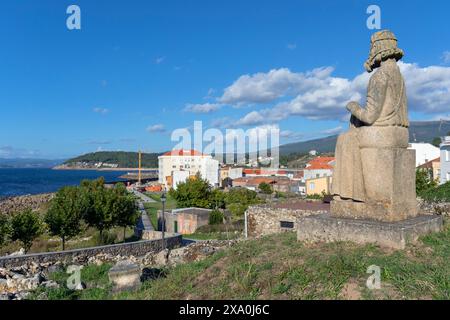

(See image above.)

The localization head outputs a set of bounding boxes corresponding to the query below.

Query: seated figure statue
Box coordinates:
[331,30,417,222]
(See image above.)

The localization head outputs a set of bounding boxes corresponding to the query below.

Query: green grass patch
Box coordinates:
[28,218,450,300]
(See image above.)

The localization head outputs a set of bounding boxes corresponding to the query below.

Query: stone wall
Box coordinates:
[0,235,182,269]
[246,200,329,238]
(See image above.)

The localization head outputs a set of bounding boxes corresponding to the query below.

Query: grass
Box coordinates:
[29,218,450,300]
[143,193,177,230]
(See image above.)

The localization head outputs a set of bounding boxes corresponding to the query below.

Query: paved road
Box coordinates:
[132,189,157,203]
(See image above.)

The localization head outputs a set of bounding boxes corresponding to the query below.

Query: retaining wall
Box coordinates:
[0,234,182,269]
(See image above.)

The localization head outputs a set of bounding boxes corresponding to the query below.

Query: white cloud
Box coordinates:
[155,56,165,64]
[442,51,450,64]
[0,146,41,159]
[321,126,343,136]
[227,61,450,124]
[147,124,166,133]
[93,107,109,115]
[287,43,297,50]
[235,111,266,126]
[184,103,222,114]
[280,130,303,140]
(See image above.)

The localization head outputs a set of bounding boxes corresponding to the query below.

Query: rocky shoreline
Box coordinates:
[0,193,54,215]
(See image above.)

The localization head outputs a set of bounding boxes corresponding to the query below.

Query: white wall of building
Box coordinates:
[303,169,333,181]
[200,158,219,187]
[172,170,190,190]
[440,138,450,185]
[408,143,440,167]
[158,150,219,188]
[228,167,243,180]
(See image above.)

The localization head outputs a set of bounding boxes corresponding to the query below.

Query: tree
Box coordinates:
[80,178,115,243]
[416,169,438,197]
[225,188,260,218]
[111,183,138,242]
[432,137,442,147]
[45,186,83,250]
[0,214,10,246]
[258,182,273,194]
[209,210,224,225]
[209,189,226,209]
[10,210,43,253]
[169,173,212,208]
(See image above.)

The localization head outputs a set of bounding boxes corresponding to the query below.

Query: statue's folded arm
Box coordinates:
[347,71,388,125]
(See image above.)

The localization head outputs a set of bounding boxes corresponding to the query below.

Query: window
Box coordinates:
[446,150,450,162]
[280,221,294,229]
[309,182,315,190]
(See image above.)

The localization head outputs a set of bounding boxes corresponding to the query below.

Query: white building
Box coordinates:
[303,157,335,181]
[158,149,219,189]
[440,137,450,185]
[172,170,190,190]
[408,143,441,167]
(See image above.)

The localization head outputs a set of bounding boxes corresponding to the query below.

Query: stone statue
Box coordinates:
[331,30,417,222]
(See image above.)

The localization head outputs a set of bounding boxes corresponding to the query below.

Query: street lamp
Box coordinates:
[161,192,166,250]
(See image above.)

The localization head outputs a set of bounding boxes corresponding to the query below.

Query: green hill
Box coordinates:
[61,151,160,168]
[280,121,450,155]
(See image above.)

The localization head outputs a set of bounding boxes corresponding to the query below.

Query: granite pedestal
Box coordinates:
[297,214,443,249]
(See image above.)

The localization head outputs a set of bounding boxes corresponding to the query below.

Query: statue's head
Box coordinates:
[364,30,404,73]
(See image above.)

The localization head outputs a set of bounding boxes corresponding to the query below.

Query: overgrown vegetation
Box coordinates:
[64,151,159,168]
[416,168,438,198]
[209,210,224,225]
[421,181,450,203]
[258,182,273,194]
[30,218,450,300]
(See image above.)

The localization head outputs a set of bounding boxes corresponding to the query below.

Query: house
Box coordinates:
[408,143,441,167]
[219,166,243,185]
[305,176,333,196]
[232,177,276,191]
[440,137,450,184]
[303,157,335,180]
[158,149,219,190]
[417,157,440,182]
[162,207,212,234]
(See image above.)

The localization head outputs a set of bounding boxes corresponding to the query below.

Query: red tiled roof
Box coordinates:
[162,149,205,157]
[418,157,440,168]
[306,163,333,170]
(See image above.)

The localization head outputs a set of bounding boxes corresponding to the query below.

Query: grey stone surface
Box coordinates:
[108,260,141,292]
[246,201,328,237]
[332,30,417,222]
[297,213,443,249]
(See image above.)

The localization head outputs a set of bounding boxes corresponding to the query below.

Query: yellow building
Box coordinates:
[305,176,332,196]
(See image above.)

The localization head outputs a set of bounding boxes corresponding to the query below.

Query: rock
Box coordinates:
[140,268,166,282]
[42,280,60,290]
[108,260,141,293]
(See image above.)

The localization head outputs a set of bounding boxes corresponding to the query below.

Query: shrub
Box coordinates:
[0,214,10,246]
[209,210,224,225]
[258,182,273,194]
[421,181,450,203]
[416,168,438,197]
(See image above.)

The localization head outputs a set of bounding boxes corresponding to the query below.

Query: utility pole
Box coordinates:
[138,150,142,185]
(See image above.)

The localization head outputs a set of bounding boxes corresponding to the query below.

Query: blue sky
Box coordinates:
[0,0,449,159]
